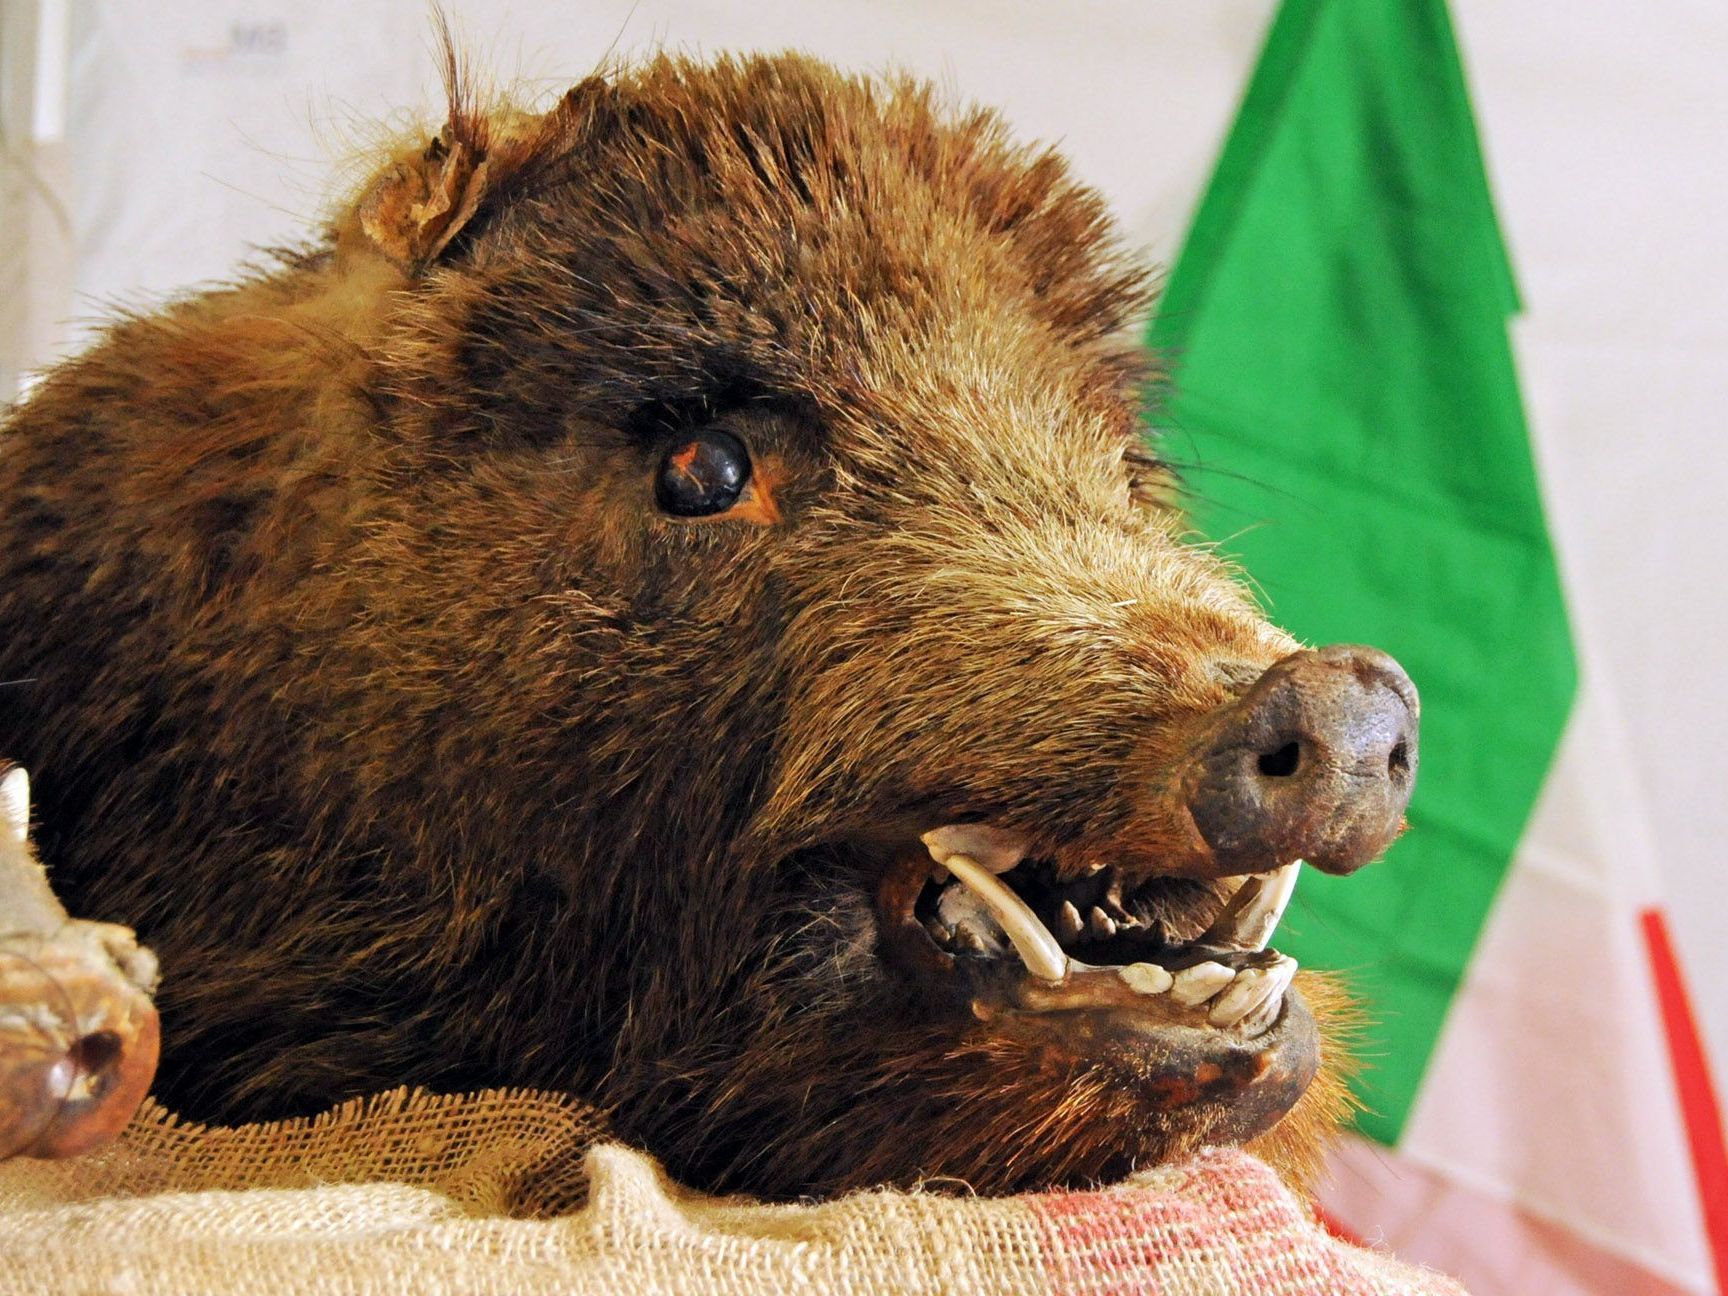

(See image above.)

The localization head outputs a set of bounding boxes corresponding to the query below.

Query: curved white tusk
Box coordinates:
[939,852,1069,983]
[1204,860,1302,952]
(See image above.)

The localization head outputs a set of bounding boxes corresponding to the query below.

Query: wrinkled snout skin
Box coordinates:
[1185,646,1419,879]
[0,53,1405,1200]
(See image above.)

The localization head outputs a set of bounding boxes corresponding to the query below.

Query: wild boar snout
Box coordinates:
[1183,644,1419,878]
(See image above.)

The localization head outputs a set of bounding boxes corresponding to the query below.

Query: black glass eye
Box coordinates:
[654,428,752,517]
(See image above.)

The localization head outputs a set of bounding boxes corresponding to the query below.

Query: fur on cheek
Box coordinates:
[1244,970,1363,1195]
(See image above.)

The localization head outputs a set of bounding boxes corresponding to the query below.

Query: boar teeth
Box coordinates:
[1202,860,1302,952]
[933,851,1068,983]
[937,883,1009,957]
[1056,901,1084,942]
[1169,961,1236,1006]
[1117,962,1173,995]
[1208,954,1298,1029]
[951,924,993,956]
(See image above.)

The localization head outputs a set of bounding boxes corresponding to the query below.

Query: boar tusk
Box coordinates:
[1203,860,1302,952]
[936,852,1068,983]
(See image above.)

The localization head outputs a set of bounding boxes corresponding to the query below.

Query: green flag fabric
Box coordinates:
[1148,0,1576,1143]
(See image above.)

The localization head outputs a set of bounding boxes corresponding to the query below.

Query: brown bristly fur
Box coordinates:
[0,43,1352,1199]
[1246,971,1364,1194]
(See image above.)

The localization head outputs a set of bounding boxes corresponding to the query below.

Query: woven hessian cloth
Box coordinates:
[0,1087,1466,1294]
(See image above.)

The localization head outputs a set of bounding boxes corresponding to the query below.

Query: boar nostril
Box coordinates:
[1185,645,1419,877]
[1256,742,1302,779]
[1388,739,1411,778]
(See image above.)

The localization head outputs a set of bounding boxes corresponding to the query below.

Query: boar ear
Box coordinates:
[355,68,614,271]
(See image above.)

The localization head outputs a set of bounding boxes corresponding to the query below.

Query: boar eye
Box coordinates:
[655,429,752,517]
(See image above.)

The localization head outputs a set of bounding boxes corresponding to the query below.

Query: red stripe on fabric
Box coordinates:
[1028,1148,1465,1295]
[1641,906,1728,1296]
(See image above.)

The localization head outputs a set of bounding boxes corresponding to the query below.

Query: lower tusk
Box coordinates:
[937,852,1068,983]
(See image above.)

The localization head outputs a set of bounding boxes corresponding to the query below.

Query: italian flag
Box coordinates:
[1149,2,1727,1291]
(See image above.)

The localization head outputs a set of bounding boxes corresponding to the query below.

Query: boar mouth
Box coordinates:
[879,824,1301,1034]
[871,823,1319,1140]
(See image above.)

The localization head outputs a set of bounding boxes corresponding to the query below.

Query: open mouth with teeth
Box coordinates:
[873,822,1318,1146]
[848,645,1420,1155]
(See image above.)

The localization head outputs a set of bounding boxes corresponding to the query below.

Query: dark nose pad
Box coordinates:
[1187,644,1418,876]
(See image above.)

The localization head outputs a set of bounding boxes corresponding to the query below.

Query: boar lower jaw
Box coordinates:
[859,822,1325,1155]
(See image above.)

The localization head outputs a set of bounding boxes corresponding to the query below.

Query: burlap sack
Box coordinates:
[0,1087,1465,1295]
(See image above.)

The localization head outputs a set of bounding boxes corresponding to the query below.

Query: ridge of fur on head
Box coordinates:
[329,23,1155,348]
